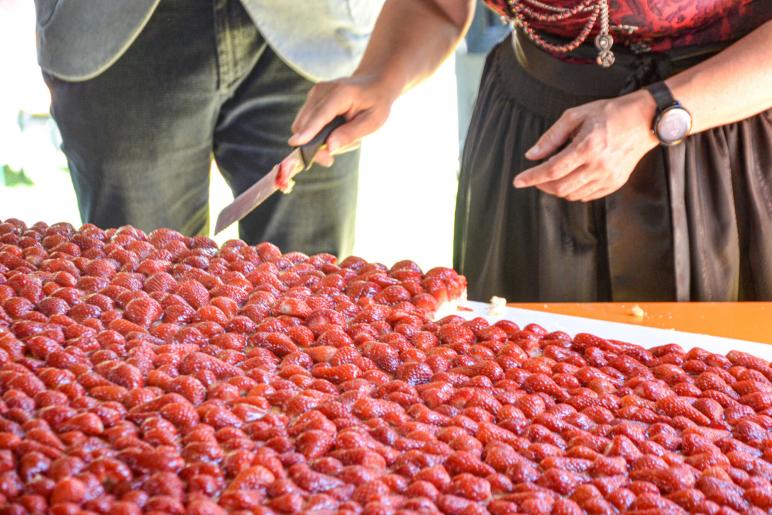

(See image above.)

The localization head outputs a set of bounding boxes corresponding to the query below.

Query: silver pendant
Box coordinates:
[595,34,615,67]
[597,50,615,67]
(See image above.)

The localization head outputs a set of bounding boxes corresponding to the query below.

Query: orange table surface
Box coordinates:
[509,302,772,345]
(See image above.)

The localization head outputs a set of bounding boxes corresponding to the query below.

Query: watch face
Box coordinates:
[656,106,692,145]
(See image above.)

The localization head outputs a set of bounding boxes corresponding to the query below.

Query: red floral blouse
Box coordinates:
[485,0,770,52]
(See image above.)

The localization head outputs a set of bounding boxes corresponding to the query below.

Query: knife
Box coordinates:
[214,116,347,235]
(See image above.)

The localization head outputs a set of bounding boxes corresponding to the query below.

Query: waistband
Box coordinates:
[512,29,729,98]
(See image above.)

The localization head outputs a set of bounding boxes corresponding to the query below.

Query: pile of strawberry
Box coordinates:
[0,218,770,514]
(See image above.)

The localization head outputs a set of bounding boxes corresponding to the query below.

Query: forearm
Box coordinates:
[667,20,772,133]
[288,0,473,150]
[353,0,475,98]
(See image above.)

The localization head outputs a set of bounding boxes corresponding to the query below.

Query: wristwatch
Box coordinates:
[645,81,692,146]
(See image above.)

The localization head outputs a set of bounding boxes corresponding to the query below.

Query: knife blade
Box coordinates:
[214,116,346,235]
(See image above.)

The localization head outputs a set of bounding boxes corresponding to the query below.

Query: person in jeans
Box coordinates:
[34,0,384,256]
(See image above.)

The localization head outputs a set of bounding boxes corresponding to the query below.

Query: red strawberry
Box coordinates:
[437,323,476,346]
[404,479,440,502]
[363,341,400,374]
[83,258,118,278]
[414,464,451,491]
[444,451,494,477]
[537,467,584,495]
[195,305,227,325]
[312,363,360,384]
[448,473,491,501]
[745,486,772,510]
[656,396,712,426]
[522,373,569,402]
[143,272,177,294]
[696,476,749,512]
[175,279,209,309]
[124,296,162,327]
[295,430,334,460]
[396,361,433,386]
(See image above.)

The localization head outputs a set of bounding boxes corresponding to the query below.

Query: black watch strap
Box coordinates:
[646,81,676,112]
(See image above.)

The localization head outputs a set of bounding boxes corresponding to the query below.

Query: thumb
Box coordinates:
[526,109,584,160]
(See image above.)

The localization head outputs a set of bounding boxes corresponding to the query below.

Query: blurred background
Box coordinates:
[0,0,509,271]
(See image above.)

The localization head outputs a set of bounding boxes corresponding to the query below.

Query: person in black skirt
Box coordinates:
[291,0,772,303]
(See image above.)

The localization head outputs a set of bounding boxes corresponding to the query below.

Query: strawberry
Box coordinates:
[175,279,209,309]
[522,373,569,402]
[437,323,476,346]
[606,435,643,462]
[444,451,494,477]
[745,486,772,510]
[411,465,450,492]
[143,271,177,295]
[363,341,400,374]
[124,296,162,327]
[482,442,521,473]
[311,363,359,384]
[296,429,334,460]
[656,396,712,426]
[537,467,584,496]
[396,361,433,386]
[552,497,585,515]
[516,393,547,419]
[696,476,749,512]
[727,351,771,379]
[447,473,491,501]
[740,391,772,411]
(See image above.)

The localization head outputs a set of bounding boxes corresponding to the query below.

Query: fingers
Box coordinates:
[533,166,621,202]
[563,179,603,202]
[310,133,364,169]
[513,140,583,188]
[333,140,362,155]
[293,136,364,170]
[560,176,619,202]
[534,164,592,198]
[289,78,390,158]
[580,185,618,202]
[515,97,646,201]
[289,83,352,147]
[325,109,388,154]
[313,150,335,168]
[525,108,584,161]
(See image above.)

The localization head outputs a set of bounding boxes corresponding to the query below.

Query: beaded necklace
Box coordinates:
[506,0,625,67]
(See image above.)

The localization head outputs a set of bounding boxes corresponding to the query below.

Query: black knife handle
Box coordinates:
[299,115,347,169]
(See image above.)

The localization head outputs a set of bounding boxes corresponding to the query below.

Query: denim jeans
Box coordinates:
[43,0,359,256]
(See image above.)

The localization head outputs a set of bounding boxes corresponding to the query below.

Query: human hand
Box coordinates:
[288,73,400,168]
[513,90,659,202]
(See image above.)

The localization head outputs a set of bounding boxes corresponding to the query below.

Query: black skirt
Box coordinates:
[454,31,772,302]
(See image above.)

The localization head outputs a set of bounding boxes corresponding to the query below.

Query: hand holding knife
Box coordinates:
[214,116,346,235]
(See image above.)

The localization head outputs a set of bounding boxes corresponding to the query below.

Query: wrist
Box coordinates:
[351,67,406,105]
[645,81,694,146]
[621,89,660,151]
